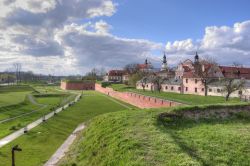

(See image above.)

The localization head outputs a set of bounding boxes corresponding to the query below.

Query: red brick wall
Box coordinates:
[61,81,95,90]
[95,84,182,109]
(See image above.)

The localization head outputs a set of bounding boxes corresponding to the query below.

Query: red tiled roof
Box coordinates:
[108,70,125,76]
[182,65,191,72]
[219,66,250,79]
[183,71,199,78]
[137,64,148,69]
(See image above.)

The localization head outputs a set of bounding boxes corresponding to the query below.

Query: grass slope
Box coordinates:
[0,91,130,166]
[59,107,250,166]
[0,94,73,139]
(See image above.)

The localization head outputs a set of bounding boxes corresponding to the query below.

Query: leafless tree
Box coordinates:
[221,78,245,101]
[124,63,140,75]
[194,56,219,96]
[152,75,165,93]
[220,62,246,101]
[140,77,148,91]
[13,63,22,84]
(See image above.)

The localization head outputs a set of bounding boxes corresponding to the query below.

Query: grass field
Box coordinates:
[0,85,35,107]
[0,91,132,166]
[0,93,75,139]
[106,83,242,105]
[59,105,250,166]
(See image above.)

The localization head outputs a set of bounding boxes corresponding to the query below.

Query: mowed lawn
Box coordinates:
[59,107,250,166]
[0,91,130,166]
[0,94,73,139]
[0,91,32,107]
[106,83,242,105]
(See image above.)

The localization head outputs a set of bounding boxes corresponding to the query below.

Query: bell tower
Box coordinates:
[161,52,168,71]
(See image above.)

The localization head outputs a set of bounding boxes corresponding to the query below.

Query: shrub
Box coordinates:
[101,82,111,88]
[10,126,17,131]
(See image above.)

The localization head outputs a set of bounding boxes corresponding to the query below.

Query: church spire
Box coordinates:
[194,52,199,63]
[145,59,148,65]
[161,52,168,71]
[163,52,167,64]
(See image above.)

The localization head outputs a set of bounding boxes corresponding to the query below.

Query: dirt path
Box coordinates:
[44,124,85,166]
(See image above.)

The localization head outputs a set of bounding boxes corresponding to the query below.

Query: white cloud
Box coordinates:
[0,0,249,75]
[54,23,162,70]
[165,20,250,66]
[0,0,161,75]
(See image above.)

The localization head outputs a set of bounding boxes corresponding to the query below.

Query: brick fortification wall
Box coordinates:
[61,81,95,90]
[95,84,182,109]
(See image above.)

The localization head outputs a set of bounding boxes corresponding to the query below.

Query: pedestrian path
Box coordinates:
[44,124,85,166]
[0,94,81,148]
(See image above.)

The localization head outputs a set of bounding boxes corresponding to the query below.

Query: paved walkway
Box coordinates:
[0,94,81,148]
[44,124,85,166]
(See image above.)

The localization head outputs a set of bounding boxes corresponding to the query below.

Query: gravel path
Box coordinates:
[0,94,81,148]
[44,124,85,166]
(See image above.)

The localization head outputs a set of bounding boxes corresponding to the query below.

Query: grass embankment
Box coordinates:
[0,91,131,166]
[32,85,64,94]
[59,104,250,166]
[106,83,242,105]
[0,93,74,139]
[0,85,34,107]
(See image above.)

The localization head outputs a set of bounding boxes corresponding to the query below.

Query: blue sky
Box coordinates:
[0,0,250,75]
[99,0,250,43]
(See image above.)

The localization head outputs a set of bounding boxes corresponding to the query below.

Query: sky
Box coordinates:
[0,0,250,75]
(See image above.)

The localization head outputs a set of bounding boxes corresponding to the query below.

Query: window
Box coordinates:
[239,91,242,95]
[195,88,198,93]
[195,79,198,84]
[178,87,181,91]
[217,89,221,93]
[209,89,212,92]
[186,87,188,91]
[165,86,168,90]
[146,84,148,88]
[202,88,204,92]
[186,79,188,83]
[171,87,174,90]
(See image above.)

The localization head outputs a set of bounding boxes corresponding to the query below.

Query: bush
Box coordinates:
[10,126,17,131]
[101,82,111,88]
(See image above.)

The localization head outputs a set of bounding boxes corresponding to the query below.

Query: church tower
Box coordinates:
[194,52,199,63]
[161,52,168,71]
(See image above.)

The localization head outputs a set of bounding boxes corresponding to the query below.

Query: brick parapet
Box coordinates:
[95,84,183,108]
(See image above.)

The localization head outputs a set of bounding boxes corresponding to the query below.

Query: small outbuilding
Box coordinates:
[61,80,95,90]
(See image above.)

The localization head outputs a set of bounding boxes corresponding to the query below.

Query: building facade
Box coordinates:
[136,52,250,99]
[61,80,95,90]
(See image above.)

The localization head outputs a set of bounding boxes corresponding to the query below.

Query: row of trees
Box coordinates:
[1,63,63,85]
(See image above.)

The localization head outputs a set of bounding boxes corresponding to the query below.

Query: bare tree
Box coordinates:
[152,75,165,93]
[220,62,246,101]
[221,78,245,101]
[194,56,219,96]
[13,63,22,84]
[140,77,148,91]
[124,63,140,75]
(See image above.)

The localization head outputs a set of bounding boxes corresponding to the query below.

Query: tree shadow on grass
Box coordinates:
[156,115,250,166]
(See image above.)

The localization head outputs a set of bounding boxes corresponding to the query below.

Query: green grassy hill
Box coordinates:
[0,91,133,166]
[0,85,35,107]
[59,105,250,166]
